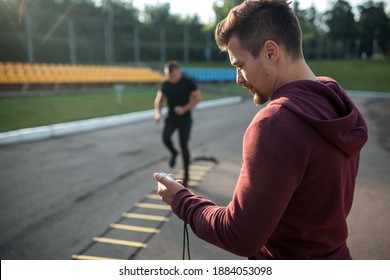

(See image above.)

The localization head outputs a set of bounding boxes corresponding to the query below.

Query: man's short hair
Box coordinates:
[215,0,303,60]
[165,60,179,73]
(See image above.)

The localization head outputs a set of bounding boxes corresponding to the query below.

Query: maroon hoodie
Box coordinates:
[172,77,368,259]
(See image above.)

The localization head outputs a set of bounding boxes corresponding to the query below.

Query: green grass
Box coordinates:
[1,59,389,133]
[201,59,390,97]
[307,59,390,92]
[0,87,228,132]
[185,59,390,92]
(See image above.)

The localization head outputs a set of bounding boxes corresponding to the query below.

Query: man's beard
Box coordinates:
[242,82,268,106]
[253,92,269,106]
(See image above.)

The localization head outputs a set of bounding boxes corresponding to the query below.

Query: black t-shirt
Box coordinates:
[160,76,197,119]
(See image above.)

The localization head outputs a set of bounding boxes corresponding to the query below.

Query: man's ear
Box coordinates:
[263,40,279,63]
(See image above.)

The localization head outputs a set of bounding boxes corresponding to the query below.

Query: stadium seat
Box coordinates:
[181,67,236,82]
[0,62,165,84]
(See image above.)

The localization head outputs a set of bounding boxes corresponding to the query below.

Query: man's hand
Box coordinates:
[173,106,186,116]
[154,172,185,205]
[154,112,161,123]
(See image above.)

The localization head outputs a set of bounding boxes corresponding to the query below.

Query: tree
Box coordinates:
[143,2,178,25]
[0,0,27,61]
[1,0,389,64]
[324,0,357,58]
[294,2,319,40]
[109,1,139,63]
[293,1,325,59]
[357,1,390,57]
[212,0,243,25]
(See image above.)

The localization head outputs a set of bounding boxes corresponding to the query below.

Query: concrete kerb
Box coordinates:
[0,96,243,146]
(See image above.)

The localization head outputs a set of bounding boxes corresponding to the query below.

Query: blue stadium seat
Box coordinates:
[181,68,236,82]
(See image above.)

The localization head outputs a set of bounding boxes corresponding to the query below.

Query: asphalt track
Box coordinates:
[0,92,389,260]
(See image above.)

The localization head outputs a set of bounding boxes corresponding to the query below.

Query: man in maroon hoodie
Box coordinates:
[154,0,368,259]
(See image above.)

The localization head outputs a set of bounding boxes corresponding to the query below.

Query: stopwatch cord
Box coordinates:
[182,222,191,260]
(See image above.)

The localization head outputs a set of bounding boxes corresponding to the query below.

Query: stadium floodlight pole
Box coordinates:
[105,0,114,65]
[68,16,77,65]
[25,7,34,63]
[183,27,189,63]
[133,24,140,65]
[160,25,166,64]
[205,32,212,62]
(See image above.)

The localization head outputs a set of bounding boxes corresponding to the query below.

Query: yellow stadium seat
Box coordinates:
[0,62,165,84]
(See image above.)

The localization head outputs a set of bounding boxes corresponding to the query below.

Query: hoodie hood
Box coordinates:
[271,77,368,156]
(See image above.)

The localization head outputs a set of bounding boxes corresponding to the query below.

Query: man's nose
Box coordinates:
[236,69,245,85]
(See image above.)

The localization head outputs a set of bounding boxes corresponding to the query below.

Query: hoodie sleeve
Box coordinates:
[171,105,308,257]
